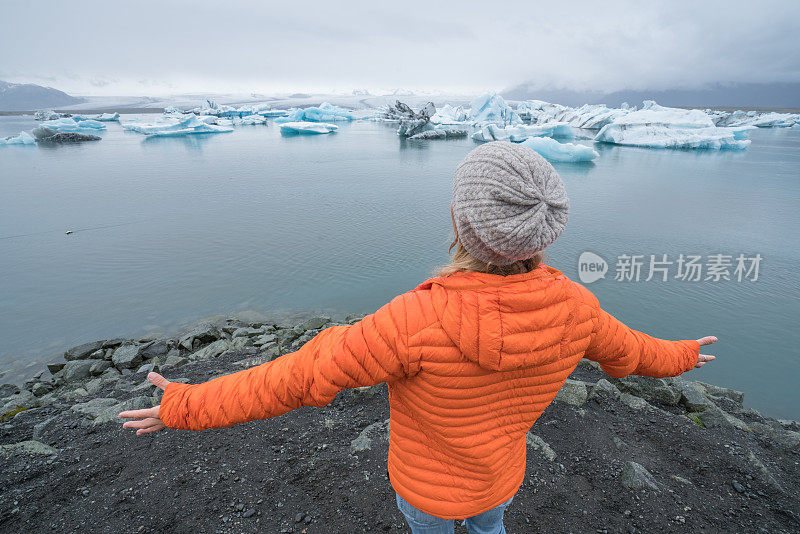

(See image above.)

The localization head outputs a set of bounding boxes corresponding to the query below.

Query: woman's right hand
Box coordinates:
[694,336,718,368]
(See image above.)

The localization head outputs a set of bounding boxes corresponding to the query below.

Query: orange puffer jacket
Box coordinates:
[159,264,700,519]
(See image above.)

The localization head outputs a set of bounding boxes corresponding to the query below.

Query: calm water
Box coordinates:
[1,116,799,419]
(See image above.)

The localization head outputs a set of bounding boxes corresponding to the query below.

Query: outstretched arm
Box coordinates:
[577,284,717,378]
[120,295,415,433]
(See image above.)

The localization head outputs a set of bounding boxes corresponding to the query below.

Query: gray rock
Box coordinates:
[163,353,188,369]
[100,367,122,382]
[232,327,262,338]
[1,390,37,412]
[621,461,660,491]
[141,340,169,360]
[345,314,365,324]
[746,451,783,492]
[70,397,119,418]
[102,338,127,349]
[0,383,20,397]
[62,360,95,382]
[554,379,589,406]
[89,360,112,376]
[587,379,620,403]
[33,416,58,441]
[137,361,160,374]
[188,339,231,360]
[47,362,66,375]
[408,128,468,140]
[696,404,750,431]
[697,382,743,404]
[525,432,557,461]
[178,323,222,350]
[253,334,278,347]
[297,316,331,331]
[31,382,52,397]
[670,475,693,485]
[350,419,390,452]
[675,380,714,412]
[620,393,650,410]
[612,376,681,406]
[95,396,153,425]
[231,336,254,349]
[1,440,58,457]
[85,377,104,395]
[64,340,106,361]
[112,344,143,370]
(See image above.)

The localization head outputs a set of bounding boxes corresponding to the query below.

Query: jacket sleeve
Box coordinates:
[574,283,700,379]
[158,294,416,430]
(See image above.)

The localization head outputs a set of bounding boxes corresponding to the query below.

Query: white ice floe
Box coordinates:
[518,101,632,130]
[122,115,233,136]
[470,93,521,126]
[40,117,107,132]
[595,101,751,149]
[521,137,598,162]
[712,109,800,128]
[0,131,36,145]
[275,103,353,123]
[278,121,338,134]
[472,122,575,143]
[74,112,120,122]
[595,125,751,149]
[237,115,268,125]
[431,104,469,124]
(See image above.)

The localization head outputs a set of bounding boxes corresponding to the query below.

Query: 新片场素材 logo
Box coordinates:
[578,252,608,284]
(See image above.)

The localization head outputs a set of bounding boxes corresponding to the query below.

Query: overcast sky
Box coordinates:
[1,0,798,96]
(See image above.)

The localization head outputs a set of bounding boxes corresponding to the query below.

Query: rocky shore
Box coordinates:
[1,314,798,533]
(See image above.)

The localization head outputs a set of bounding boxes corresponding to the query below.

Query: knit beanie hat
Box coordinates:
[451,141,569,266]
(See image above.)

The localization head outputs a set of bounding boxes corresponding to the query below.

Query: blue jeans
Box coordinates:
[395,492,514,534]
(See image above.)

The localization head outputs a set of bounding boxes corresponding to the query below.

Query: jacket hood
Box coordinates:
[415,264,572,371]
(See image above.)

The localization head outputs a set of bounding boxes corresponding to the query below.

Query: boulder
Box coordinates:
[554,379,589,406]
[47,362,66,375]
[70,397,119,418]
[297,316,331,331]
[188,339,231,361]
[675,380,714,412]
[697,382,744,404]
[31,382,52,397]
[587,379,620,403]
[526,432,557,461]
[1,440,58,457]
[64,340,105,361]
[62,360,95,382]
[621,461,660,491]
[89,360,112,376]
[232,327,262,338]
[620,393,650,410]
[0,383,20,397]
[253,334,278,347]
[163,353,188,369]
[94,396,153,425]
[612,376,681,406]
[141,339,169,360]
[696,404,749,431]
[112,344,143,370]
[178,323,222,350]
[32,416,58,442]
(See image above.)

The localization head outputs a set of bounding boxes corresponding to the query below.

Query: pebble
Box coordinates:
[732,480,745,493]
[243,508,256,518]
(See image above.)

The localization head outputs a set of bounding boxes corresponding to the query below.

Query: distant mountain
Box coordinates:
[0,80,85,111]
[502,82,800,109]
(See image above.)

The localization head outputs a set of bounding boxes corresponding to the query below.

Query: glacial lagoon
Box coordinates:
[1,115,799,419]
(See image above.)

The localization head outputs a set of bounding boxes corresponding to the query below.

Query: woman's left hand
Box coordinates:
[118,372,171,435]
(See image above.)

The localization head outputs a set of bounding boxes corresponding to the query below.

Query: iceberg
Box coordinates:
[712,109,800,128]
[122,115,233,136]
[31,126,100,143]
[237,114,267,125]
[431,104,469,124]
[595,125,751,149]
[595,101,750,149]
[381,101,434,121]
[34,109,71,121]
[470,93,521,126]
[407,128,468,140]
[40,117,106,132]
[0,131,36,145]
[472,122,575,143]
[392,101,438,137]
[278,121,338,134]
[521,137,599,162]
[275,103,353,123]
[73,112,120,122]
[518,100,631,130]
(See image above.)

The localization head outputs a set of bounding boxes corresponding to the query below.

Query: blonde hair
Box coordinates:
[436,234,544,277]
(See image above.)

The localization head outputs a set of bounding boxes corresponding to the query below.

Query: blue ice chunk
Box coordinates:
[275,103,352,123]
[470,93,521,126]
[521,137,599,162]
[122,115,233,136]
[41,118,107,132]
[278,122,338,134]
[0,131,36,145]
[74,113,120,122]
[594,124,750,149]
[472,122,575,142]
